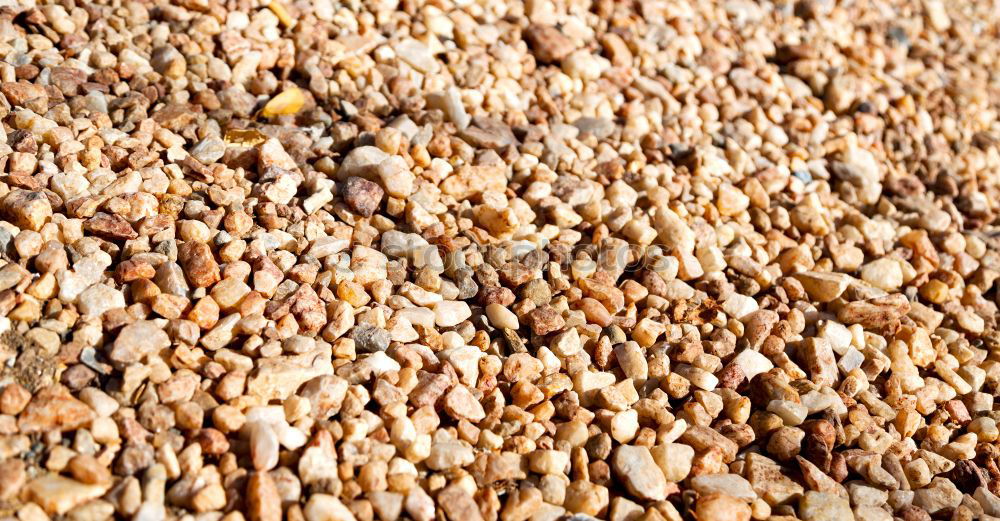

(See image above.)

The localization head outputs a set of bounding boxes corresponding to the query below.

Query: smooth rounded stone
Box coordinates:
[249,421,279,471]
[860,258,903,291]
[304,493,357,521]
[690,474,757,501]
[485,303,519,329]
[610,445,668,501]
[610,409,639,443]
[613,342,648,382]
[433,300,472,327]
[351,324,390,353]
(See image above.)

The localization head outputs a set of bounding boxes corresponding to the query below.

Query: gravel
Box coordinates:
[1,0,1000,520]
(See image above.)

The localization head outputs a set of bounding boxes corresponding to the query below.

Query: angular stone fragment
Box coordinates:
[85,212,138,240]
[341,176,384,217]
[1,189,51,231]
[18,385,95,433]
[178,241,221,288]
[837,294,910,329]
[800,338,838,387]
[793,271,851,302]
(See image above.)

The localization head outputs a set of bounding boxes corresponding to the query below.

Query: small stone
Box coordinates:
[68,454,111,485]
[425,440,474,470]
[912,478,962,515]
[611,445,668,501]
[438,485,484,521]
[110,320,170,365]
[798,491,854,521]
[18,385,95,433]
[434,300,472,327]
[85,213,138,240]
[247,472,282,521]
[78,283,126,317]
[793,272,851,302]
[0,459,25,500]
[352,324,391,353]
[528,306,565,335]
[837,294,910,329]
[860,259,903,291]
[443,384,485,422]
[249,421,280,471]
[696,493,751,521]
[304,494,357,521]
[426,88,470,130]
[342,176,385,217]
[524,24,575,63]
[485,303,519,329]
[25,475,109,515]
[800,338,838,387]
[690,474,756,501]
[190,136,226,164]
[178,241,221,288]
[395,39,440,73]
[1,189,51,231]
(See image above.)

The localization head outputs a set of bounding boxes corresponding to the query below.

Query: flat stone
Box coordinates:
[25,475,109,515]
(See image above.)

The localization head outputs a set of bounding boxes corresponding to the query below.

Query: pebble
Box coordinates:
[434,300,472,327]
[610,445,668,501]
[341,177,385,217]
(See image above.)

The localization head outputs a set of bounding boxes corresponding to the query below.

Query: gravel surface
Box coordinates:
[1,0,1000,520]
